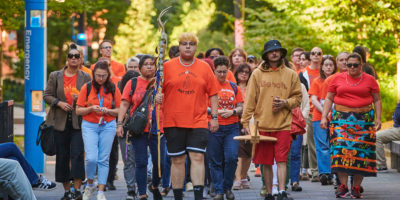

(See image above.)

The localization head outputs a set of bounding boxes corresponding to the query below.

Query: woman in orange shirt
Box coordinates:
[308,56,337,186]
[207,56,244,200]
[43,44,91,200]
[76,61,121,200]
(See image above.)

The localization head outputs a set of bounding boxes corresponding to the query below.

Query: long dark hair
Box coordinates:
[234,63,252,85]
[119,70,140,92]
[320,56,337,79]
[92,61,114,94]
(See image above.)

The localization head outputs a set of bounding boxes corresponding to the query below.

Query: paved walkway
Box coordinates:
[33,153,400,200]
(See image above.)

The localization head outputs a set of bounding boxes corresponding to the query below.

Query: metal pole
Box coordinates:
[24,0,47,173]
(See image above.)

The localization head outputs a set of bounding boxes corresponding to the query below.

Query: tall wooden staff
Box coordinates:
[153,6,172,178]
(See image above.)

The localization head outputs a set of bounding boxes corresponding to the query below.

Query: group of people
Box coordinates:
[2,31,396,200]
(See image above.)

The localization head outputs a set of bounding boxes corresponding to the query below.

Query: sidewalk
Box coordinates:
[33,154,400,200]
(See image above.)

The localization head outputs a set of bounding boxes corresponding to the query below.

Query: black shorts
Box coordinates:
[164,127,209,157]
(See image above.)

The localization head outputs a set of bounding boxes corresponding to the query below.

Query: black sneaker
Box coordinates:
[148,185,162,200]
[277,191,289,200]
[61,191,72,200]
[377,167,388,172]
[264,193,274,200]
[106,181,116,190]
[336,184,349,198]
[320,174,329,185]
[32,175,57,191]
[72,190,82,200]
[224,190,235,200]
[126,190,136,200]
[291,183,302,191]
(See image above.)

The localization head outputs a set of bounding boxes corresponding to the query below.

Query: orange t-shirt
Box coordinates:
[77,84,121,123]
[227,70,237,84]
[64,73,78,106]
[81,66,92,77]
[320,73,339,100]
[209,81,244,125]
[122,77,163,133]
[162,57,219,128]
[305,66,320,114]
[308,77,324,121]
[91,60,126,78]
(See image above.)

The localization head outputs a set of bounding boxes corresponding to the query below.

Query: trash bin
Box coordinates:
[0,100,14,144]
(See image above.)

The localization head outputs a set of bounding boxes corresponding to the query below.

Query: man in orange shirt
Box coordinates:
[160,33,219,200]
[91,40,126,79]
[304,46,323,182]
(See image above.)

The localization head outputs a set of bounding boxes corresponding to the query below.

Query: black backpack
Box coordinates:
[124,77,151,137]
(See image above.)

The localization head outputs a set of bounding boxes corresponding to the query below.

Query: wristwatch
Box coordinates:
[233,109,237,115]
[211,114,218,120]
[117,121,124,126]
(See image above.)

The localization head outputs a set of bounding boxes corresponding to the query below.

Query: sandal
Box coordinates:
[161,187,170,197]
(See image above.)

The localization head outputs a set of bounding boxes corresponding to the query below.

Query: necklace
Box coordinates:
[179,56,195,67]
[346,73,363,87]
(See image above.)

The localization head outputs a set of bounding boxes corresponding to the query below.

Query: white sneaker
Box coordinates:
[97,193,107,200]
[83,185,97,200]
[272,185,279,196]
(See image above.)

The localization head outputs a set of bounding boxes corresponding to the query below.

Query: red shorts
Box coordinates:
[253,130,292,165]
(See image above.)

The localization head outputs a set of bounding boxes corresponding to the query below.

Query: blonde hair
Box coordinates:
[178,32,199,44]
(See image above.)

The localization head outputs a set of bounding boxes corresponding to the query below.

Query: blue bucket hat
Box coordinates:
[261,40,287,60]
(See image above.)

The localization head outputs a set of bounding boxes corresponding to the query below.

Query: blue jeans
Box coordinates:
[313,121,331,174]
[82,119,116,185]
[290,135,303,184]
[0,142,38,185]
[133,133,166,195]
[208,123,239,194]
[0,158,37,200]
[162,144,171,188]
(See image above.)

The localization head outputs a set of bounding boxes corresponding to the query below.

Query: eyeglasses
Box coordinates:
[346,63,360,68]
[67,53,80,59]
[239,71,250,74]
[216,70,228,74]
[179,42,196,46]
[101,46,112,50]
[311,51,322,56]
[95,74,108,79]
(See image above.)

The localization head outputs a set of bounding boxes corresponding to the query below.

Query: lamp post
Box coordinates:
[24,0,47,173]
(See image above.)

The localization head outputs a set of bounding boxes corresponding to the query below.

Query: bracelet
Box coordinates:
[117,121,124,126]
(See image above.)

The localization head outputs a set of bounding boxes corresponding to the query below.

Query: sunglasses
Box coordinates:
[68,53,80,59]
[311,51,322,56]
[346,63,360,68]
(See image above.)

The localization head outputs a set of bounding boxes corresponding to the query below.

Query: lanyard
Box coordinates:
[97,88,104,108]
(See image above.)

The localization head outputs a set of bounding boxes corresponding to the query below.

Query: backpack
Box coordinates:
[229,81,238,95]
[124,77,151,137]
[85,81,116,108]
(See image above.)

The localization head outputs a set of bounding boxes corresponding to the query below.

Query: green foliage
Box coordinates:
[0,0,24,30]
[113,0,159,62]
